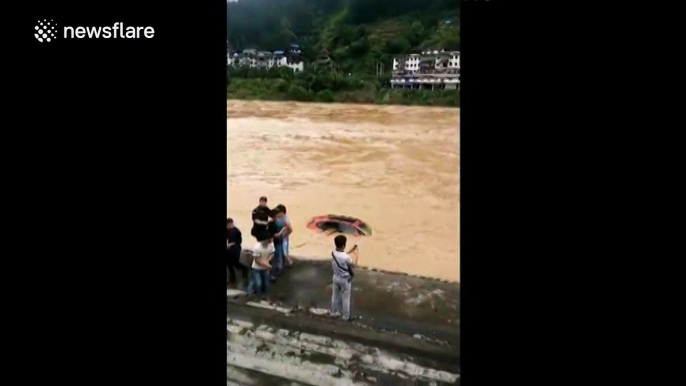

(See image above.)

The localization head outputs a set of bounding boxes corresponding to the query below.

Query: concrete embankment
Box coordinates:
[227,259,460,385]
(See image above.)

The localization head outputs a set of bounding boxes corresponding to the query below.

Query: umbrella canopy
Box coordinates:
[306,215,372,237]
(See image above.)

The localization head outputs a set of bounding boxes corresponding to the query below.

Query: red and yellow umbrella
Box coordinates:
[306,214,372,237]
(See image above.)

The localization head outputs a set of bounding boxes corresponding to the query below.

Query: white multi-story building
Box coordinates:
[227,48,304,73]
[393,50,459,73]
[448,53,459,69]
[391,49,460,90]
[287,61,304,72]
[399,54,420,72]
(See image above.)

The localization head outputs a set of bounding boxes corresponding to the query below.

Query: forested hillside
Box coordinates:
[226,0,460,106]
[227,0,459,75]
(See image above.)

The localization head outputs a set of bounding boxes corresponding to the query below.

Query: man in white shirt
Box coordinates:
[331,235,358,321]
[246,234,273,295]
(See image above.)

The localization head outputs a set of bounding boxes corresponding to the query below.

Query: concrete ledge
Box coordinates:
[237,252,460,284]
[290,256,460,285]
[227,300,460,370]
[229,258,460,345]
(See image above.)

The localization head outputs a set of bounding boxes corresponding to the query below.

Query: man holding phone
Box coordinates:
[331,235,358,321]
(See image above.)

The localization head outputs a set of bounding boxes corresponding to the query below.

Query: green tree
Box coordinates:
[405,21,426,47]
[350,38,370,57]
[384,38,411,55]
[317,90,335,102]
[279,17,298,47]
[288,85,312,101]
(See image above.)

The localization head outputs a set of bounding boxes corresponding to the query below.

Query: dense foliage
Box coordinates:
[227,67,459,107]
[227,0,459,106]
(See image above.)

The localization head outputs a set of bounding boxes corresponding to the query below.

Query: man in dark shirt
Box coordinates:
[227,218,247,284]
[251,196,271,241]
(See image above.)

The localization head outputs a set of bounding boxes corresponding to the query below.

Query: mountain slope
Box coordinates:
[227,0,460,77]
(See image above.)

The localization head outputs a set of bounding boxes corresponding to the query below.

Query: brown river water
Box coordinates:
[227,100,460,282]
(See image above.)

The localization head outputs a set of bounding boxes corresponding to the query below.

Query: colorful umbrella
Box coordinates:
[306,215,372,237]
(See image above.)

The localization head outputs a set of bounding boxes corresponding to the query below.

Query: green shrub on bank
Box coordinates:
[317,90,335,102]
[227,67,459,107]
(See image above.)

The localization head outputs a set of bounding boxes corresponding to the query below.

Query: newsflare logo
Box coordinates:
[34,20,155,43]
[34,20,57,42]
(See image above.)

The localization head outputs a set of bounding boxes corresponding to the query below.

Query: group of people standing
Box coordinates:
[226,196,293,295]
[227,195,359,321]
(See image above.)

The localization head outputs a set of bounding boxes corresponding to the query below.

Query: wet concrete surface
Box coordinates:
[227,301,460,369]
[227,311,460,385]
[228,365,308,386]
[228,258,459,345]
[227,259,460,385]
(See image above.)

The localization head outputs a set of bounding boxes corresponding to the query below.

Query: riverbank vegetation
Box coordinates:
[227,67,459,106]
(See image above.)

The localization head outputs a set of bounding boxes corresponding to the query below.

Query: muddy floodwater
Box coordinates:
[227,100,460,282]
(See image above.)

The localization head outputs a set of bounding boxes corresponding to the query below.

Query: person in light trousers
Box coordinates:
[331,235,358,321]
